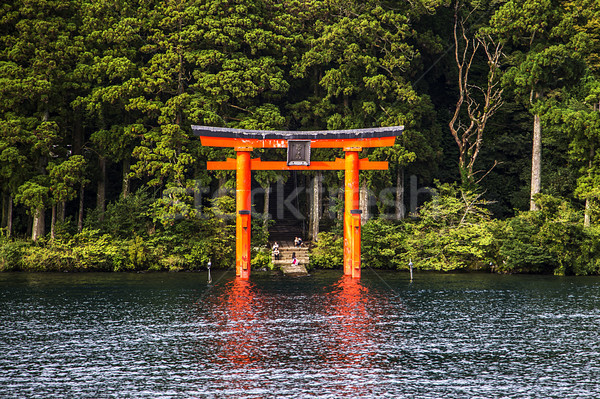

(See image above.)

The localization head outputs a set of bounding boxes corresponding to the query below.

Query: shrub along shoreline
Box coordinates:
[3,187,600,276]
[310,189,600,276]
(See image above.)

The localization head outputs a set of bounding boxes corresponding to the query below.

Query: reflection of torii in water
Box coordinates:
[326,277,378,365]
[215,278,260,367]
[210,276,381,366]
[196,274,405,395]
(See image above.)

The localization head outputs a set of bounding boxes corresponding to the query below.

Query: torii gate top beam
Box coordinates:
[192,125,404,149]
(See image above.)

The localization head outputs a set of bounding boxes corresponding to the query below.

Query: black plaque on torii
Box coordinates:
[287,140,311,166]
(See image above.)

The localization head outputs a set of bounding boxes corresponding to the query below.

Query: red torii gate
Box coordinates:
[193,125,404,280]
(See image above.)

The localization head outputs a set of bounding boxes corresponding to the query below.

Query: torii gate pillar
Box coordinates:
[236,149,252,279]
[344,150,361,278]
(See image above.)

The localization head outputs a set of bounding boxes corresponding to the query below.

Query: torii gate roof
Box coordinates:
[192,125,404,149]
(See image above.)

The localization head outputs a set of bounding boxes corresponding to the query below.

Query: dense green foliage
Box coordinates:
[1,189,237,272]
[320,187,600,276]
[1,0,600,275]
[310,232,343,269]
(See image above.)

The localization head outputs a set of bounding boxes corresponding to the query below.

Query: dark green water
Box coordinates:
[1,270,599,398]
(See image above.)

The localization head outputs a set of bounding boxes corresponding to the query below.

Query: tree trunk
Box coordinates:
[308,180,314,240]
[1,193,6,229]
[584,198,591,228]
[530,111,542,211]
[217,176,227,198]
[308,171,322,241]
[57,201,66,223]
[122,157,131,198]
[97,156,106,221]
[584,145,594,228]
[32,207,45,241]
[194,179,204,216]
[410,174,418,215]
[360,179,369,224]
[72,117,84,233]
[311,172,321,241]
[324,186,335,220]
[302,173,307,239]
[6,195,12,237]
[78,184,84,233]
[276,179,284,219]
[337,188,344,221]
[50,204,56,240]
[263,182,270,232]
[396,168,405,220]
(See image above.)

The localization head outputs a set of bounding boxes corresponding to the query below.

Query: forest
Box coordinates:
[1,0,600,275]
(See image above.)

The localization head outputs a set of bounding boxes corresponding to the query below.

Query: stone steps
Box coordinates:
[273,259,309,265]
[280,263,308,277]
[273,253,308,260]
[270,242,309,276]
[272,248,308,259]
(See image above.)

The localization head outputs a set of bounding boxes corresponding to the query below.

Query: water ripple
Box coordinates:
[1,272,599,398]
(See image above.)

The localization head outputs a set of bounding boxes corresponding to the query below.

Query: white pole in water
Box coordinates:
[207,260,212,284]
[409,259,413,281]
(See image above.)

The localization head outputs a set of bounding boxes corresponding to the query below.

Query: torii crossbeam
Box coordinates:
[193,125,404,280]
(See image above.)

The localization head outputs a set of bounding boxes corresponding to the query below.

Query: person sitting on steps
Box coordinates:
[291,252,297,266]
[273,247,280,260]
[272,241,279,250]
[294,237,299,247]
[297,237,302,247]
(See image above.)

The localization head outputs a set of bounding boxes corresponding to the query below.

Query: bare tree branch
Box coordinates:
[474,160,500,185]
[449,2,504,186]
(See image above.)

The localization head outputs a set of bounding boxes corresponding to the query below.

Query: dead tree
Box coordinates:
[449,3,504,186]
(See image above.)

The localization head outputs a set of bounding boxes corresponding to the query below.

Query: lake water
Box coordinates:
[1,270,599,398]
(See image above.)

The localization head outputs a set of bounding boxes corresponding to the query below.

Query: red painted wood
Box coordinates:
[199,136,396,148]
[207,158,388,171]
[236,151,251,280]
[344,151,360,277]
[198,131,401,280]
